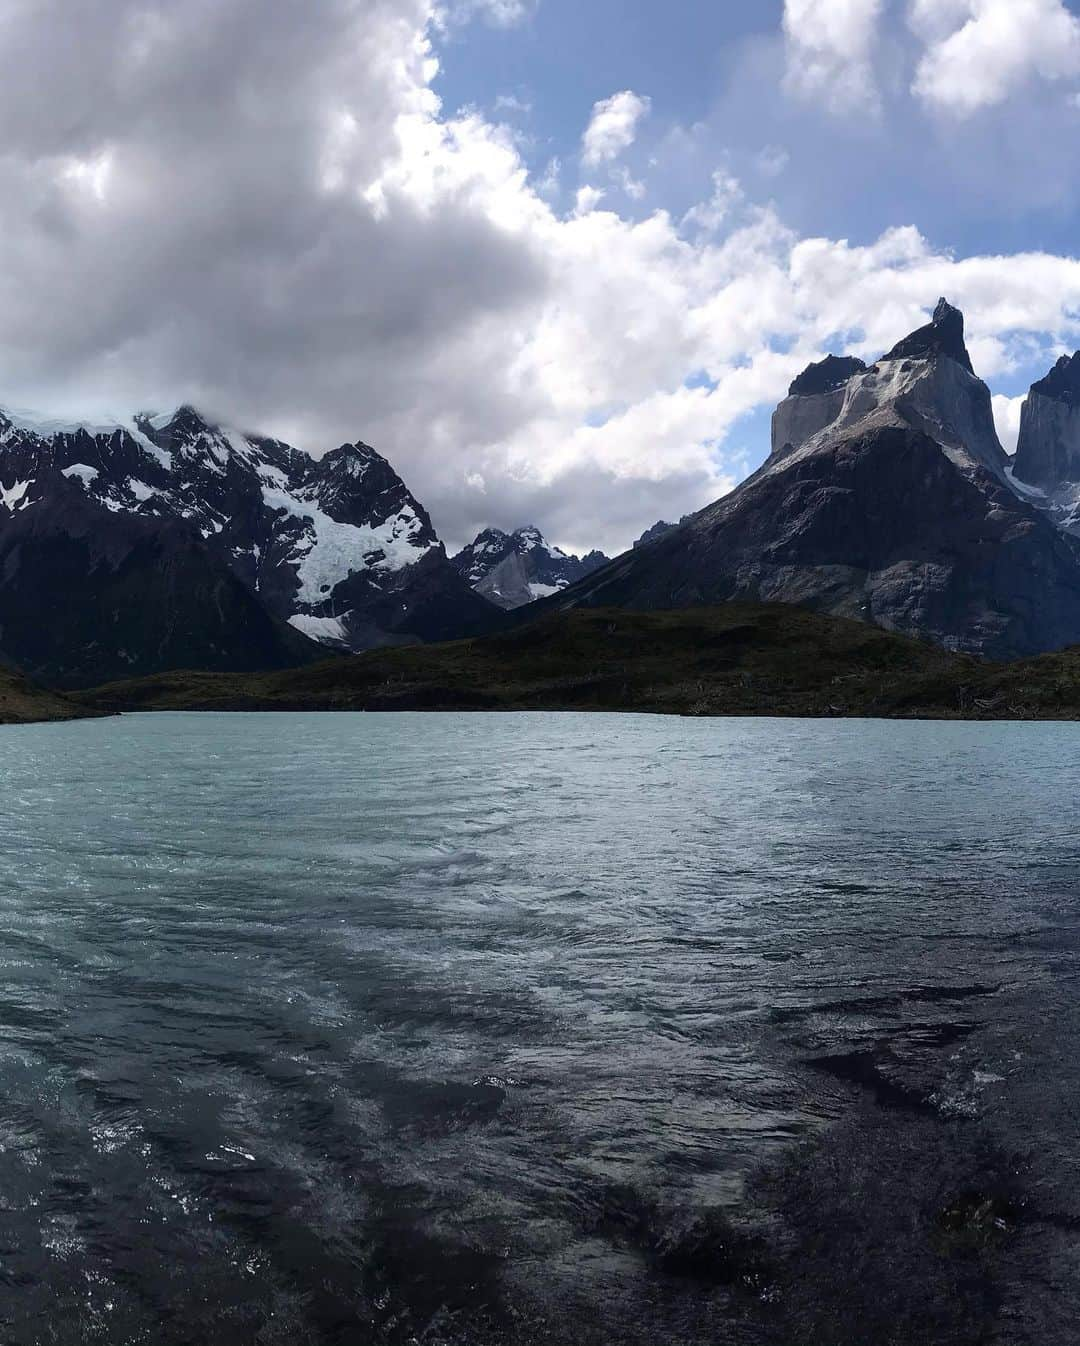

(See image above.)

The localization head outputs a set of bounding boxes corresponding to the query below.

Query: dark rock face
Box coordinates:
[633,517,698,548]
[771,309,1004,473]
[451,526,609,610]
[634,521,678,548]
[0,484,314,688]
[788,355,867,398]
[1031,352,1080,406]
[0,407,498,684]
[1012,352,1080,496]
[549,427,1080,658]
[547,303,1080,659]
[882,297,975,375]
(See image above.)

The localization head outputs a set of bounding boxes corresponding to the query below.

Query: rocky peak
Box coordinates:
[882,297,974,375]
[475,527,511,548]
[0,401,493,674]
[633,518,697,548]
[141,405,213,444]
[307,440,439,542]
[1030,352,1080,407]
[515,525,549,551]
[771,298,1005,471]
[1012,351,1080,497]
[634,520,676,548]
[788,355,867,398]
[545,302,1080,661]
[319,440,380,475]
[451,525,609,609]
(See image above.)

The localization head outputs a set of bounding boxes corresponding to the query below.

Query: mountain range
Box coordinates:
[0,407,497,686]
[8,298,1080,686]
[451,526,608,609]
[545,300,1080,661]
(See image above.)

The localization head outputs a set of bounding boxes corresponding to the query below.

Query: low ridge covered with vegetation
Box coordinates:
[0,665,99,725]
[72,603,1080,720]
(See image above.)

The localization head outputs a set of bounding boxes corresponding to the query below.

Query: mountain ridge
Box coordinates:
[0,404,499,685]
[451,525,608,610]
[535,300,1080,660]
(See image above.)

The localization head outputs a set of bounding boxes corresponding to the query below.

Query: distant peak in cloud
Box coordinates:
[581,90,651,167]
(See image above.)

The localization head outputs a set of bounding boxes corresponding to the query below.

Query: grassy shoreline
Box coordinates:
[70,604,1080,722]
[0,665,104,725]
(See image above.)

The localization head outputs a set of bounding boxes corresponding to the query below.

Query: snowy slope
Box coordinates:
[0,405,497,678]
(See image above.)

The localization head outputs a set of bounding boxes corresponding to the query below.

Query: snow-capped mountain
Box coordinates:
[451,526,608,610]
[546,300,1080,660]
[0,406,497,685]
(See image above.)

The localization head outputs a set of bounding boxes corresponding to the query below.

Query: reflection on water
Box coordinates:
[0,711,1077,1343]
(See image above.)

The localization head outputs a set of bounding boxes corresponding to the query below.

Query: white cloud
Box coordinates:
[911,0,1080,115]
[573,184,606,215]
[493,92,532,116]
[907,0,973,43]
[535,155,561,198]
[441,0,536,27]
[581,90,651,167]
[612,166,646,200]
[0,1,1080,556]
[782,0,885,113]
[682,172,746,234]
[992,394,1027,453]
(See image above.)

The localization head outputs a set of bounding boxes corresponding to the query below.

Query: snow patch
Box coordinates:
[0,479,32,511]
[1004,467,1048,499]
[141,443,173,471]
[527,582,563,600]
[2,407,157,452]
[62,464,99,485]
[261,484,433,602]
[288,613,351,646]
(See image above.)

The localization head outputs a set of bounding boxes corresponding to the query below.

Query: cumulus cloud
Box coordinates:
[0,0,1078,555]
[911,0,1080,115]
[581,91,651,168]
[782,0,885,113]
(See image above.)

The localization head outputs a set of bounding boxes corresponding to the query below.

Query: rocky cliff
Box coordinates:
[543,301,1080,659]
[1011,353,1080,535]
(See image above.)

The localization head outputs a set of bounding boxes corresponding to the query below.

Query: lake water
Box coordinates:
[0,711,1079,1344]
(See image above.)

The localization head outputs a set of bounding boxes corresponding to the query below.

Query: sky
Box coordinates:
[3,0,1080,553]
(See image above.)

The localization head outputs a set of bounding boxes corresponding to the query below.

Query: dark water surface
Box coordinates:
[1,711,1079,1344]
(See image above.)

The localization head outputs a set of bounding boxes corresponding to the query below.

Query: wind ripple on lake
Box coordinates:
[0,713,1077,1343]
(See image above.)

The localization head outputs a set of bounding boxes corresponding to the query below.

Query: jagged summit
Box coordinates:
[788,355,867,398]
[882,297,974,375]
[1031,352,1080,407]
[770,297,1004,473]
[143,404,209,436]
[452,525,609,609]
[543,301,1080,660]
[0,402,497,684]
